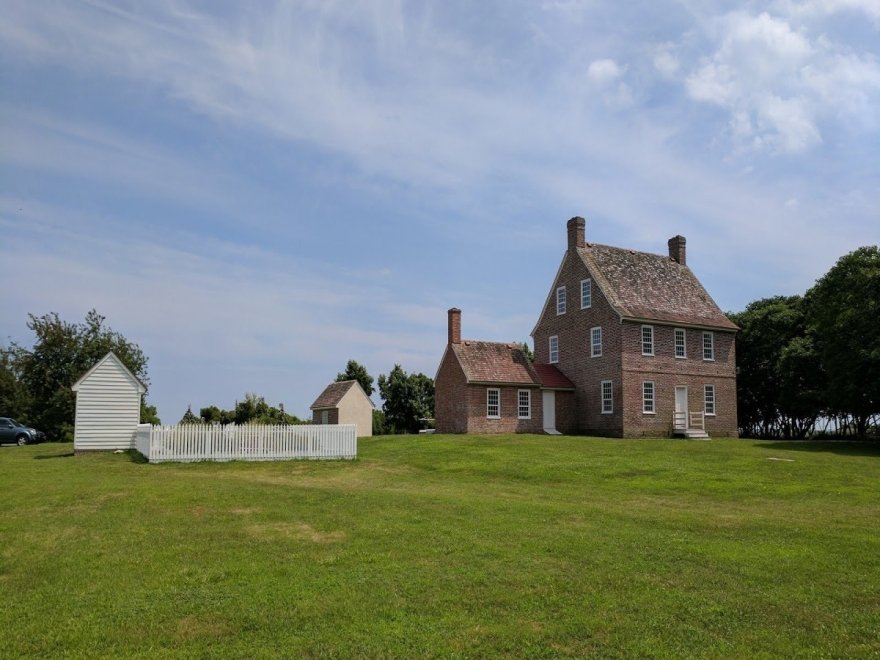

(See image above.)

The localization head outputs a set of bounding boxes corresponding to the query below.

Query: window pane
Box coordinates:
[557,287,566,315]
[581,279,592,308]
[675,329,686,358]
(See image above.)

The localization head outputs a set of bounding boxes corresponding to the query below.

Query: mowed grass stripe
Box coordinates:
[1,436,878,657]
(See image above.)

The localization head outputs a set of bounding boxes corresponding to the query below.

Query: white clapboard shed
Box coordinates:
[72,352,146,451]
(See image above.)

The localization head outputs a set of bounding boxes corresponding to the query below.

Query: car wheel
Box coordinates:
[16,434,28,446]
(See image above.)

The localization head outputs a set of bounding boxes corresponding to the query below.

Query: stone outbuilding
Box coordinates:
[71,351,146,451]
[310,380,375,437]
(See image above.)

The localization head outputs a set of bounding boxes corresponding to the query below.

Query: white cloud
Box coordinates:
[652,42,680,78]
[587,58,623,84]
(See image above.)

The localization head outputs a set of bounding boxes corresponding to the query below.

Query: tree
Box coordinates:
[180,405,202,424]
[9,310,155,441]
[195,394,302,425]
[336,360,374,396]
[0,345,31,424]
[377,365,434,434]
[805,246,880,438]
[520,341,534,363]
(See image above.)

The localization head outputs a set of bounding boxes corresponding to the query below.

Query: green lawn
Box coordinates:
[1,436,879,658]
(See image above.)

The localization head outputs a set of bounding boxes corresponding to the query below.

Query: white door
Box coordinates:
[674,386,688,429]
[542,391,556,430]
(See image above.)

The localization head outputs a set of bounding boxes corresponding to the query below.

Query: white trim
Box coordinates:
[704,384,716,416]
[580,278,592,309]
[674,328,686,359]
[486,388,500,419]
[549,335,559,364]
[641,325,654,357]
[556,286,567,315]
[591,326,602,358]
[643,381,655,414]
[703,331,715,361]
[601,380,613,414]
[71,351,146,394]
[517,389,531,419]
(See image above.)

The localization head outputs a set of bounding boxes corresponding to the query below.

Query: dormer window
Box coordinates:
[556,286,566,315]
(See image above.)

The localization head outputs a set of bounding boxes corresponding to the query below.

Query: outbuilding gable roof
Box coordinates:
[578,244,738,330]
[452,341,540,386]
[310,380,374,410]
[71,351,146,394]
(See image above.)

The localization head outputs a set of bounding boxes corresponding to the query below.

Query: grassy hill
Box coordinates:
[2,435,878,657]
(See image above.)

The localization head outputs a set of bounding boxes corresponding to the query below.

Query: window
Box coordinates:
[487,388,500,418]
[704,385,716,416]
[581,278,592,309]
[675,328,686,358]
[518,390,531,419]
[591,326,602,357]
[703,332,715,361]
[556,286,566,315]
[643,381,655,414]
[320,410,329,424]
[549,336,559,364]
[641,325,654,356]
[601,380,613,414]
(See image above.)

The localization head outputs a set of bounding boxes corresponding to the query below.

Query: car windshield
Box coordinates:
[8,419,19,426]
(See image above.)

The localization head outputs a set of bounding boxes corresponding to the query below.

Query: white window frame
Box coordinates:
[591,326,602,358]
[601,380,613,414]
[487,388,500,419]
[704,385,716,416]
[641,325,654,356]
[643,381,655,414]
[581,278,592,309]
[675,328,686,359]
[556,286,566,315]
[703,331,715,361]
[549,335,559,364]
[518,390,531,419]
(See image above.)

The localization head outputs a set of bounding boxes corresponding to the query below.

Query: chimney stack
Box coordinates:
[448,308,461,345]
[668,235,686,266]
[567,216,585,250]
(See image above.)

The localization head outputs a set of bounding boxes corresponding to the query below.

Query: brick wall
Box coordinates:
[311,408,339,425]
[464,384,544,434]
[434,347,469,433]
[533,249,624,436]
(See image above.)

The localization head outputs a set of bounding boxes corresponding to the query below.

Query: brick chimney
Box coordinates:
[567,216,585,250]
[448,308,461,345]
[668,235,686,266]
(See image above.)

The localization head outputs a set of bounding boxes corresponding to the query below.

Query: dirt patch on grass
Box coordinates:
[248,522,346,543]
[176,615,230,641]
[230,507,261,515]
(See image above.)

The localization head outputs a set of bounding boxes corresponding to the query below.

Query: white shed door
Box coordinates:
[542,391,556,431]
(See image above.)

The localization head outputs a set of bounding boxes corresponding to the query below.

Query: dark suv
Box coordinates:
[0,417,45,445]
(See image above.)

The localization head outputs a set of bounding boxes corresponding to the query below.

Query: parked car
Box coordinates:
[0,417,45,445]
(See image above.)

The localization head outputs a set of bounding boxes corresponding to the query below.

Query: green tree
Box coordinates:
[180,405,202,424]
[521,341,534,363]
[11,310,154,441]
[336,360,375,396]
[0,346,32,423]
[805,246,880,438]
[197,396,302,425]
[377,365,434,434]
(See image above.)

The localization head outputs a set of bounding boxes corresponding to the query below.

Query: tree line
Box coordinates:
[730,246,879,440]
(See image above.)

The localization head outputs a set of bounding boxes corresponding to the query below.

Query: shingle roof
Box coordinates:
[579,245,738,330]
[533,364,575,390]
[452,341,540,385]
[310,380,357,410]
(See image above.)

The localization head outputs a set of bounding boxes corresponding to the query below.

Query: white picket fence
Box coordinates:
[135,423,356,463]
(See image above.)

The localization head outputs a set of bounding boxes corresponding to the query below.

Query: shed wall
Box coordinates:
[74,358,142,451]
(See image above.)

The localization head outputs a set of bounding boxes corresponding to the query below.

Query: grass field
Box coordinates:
[1,435,879,658]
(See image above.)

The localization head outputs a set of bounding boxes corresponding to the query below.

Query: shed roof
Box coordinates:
[578,244,738,330]
[451,341,540,385]
[310,380,374,410]
[533,363,575,390]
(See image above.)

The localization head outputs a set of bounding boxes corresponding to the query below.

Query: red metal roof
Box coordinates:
[533,363,575,390]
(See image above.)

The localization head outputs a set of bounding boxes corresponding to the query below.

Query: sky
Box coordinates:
[1,0,878,421]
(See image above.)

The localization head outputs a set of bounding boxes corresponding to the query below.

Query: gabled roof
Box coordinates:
[452,340,540,385]
[310,380,375,410]
[71,351,147,393]
[533,364,575,390]
[579,244,737,330]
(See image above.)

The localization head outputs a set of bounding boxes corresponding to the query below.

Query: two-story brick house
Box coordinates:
[531,217,738,437]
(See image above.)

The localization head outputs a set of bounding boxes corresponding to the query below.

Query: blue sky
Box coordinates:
[2,0,878,421]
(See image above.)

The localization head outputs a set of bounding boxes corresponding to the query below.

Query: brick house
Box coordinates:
[531,217,738,437]
[434,309,575,434]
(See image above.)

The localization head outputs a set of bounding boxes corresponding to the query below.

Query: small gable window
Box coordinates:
[675,328,686,358]
[705,385,716,416]
[549,336,559,364]
[487,388,500,419]
[581,279,592,309]
[591,327,602,357]
[556,286,567,315]
[641,325,654,356]
[518,390,531,419]
[703,332,715,361]
[601,380,613,414]
[643,381,655,414]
